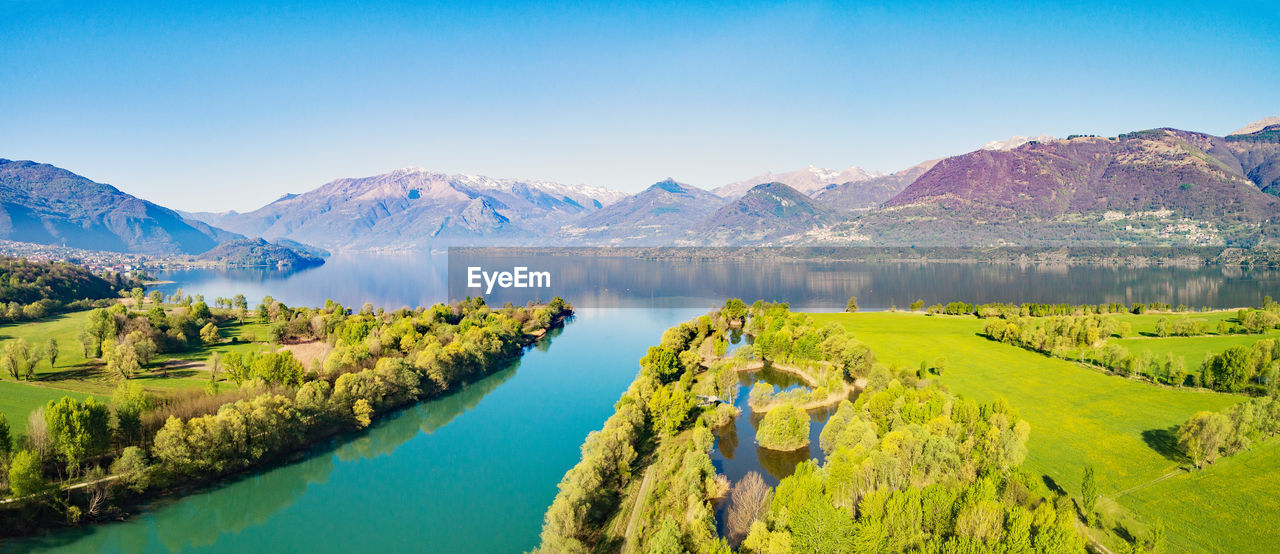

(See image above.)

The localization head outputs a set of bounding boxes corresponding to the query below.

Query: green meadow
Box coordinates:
[1104,310,1241,336]
[810,311,1267,552]
[0,380,100,434]
[0,308,276,427]
[1113,331,1280,373]
[1119,439,1280,552]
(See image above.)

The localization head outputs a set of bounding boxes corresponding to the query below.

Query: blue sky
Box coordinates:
[2,0,1277,212]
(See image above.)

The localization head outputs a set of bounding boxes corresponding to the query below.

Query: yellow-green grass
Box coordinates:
[811,312,1252,550]
[1113,331,1280,372]
[0,380,100,434]
[1103,310,1241,336]
[1118,439,1280,553]
[0,310,277,399]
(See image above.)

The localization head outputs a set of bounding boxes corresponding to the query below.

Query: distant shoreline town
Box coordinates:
[0,239,307,276]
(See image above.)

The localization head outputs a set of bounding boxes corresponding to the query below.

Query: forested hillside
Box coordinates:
[0,257,127,322]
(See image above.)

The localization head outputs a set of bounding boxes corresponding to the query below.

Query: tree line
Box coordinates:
[537,304,743,554]
[0,257,132,324]
[983,311,1280,393]
[1177,393,1280,469]
[744,302,875,411]
[0,295,571,533]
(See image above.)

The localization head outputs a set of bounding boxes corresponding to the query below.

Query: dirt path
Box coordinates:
[621,466,657,554]
[1077,519,1117,554]
[0,473,125,506]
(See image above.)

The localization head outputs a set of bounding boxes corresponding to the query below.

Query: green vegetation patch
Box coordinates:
[811,311,1259,551]
[754,402,809,451]
[1121,440,1280,552]
[0,380,98,433]
[1113,332,1280,375]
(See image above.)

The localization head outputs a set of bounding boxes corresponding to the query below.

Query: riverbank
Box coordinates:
[0,305,571,538]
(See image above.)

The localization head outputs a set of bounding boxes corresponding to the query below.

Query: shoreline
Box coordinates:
[726,359,863,413]
[0,311,569,539]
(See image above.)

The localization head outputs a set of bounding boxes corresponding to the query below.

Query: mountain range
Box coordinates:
[0,159,232,255]
[4,118,1280,253]
[714,165,881,198]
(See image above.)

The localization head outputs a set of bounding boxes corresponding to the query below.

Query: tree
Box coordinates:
[45,338,58,370]
[259,296,275,320]
[1202,345,1254,392]
[109,446,151,493]
[124,331,157,366]
[232,294,248,323]
[647,516,684,554]
[1080,465,1099,520]
[149,290,164,305]
[1,339,32,380]
[1178,411,1232,468]
[353,399,373,428]
[8,450,45,497]
[86,307,118,349]
[103,339,140,380]
[78,329,97,358]
[200,322,221,345]
[209,351,221,382]
[790,493,856,553]
[191,301,212,321]
[756,402,810,451]
[910,299,925,311]
[642,346,682,383]
[112,381,153,445]
[1146,519,1166,552]
[845,295,859,313]
[647,384,695,436]
[727,471,771,545]
[44,396,111,471]
[130,287,145,307]
[722,298,748,324]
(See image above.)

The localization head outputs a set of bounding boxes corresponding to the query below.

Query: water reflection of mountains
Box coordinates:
[453,253,1280,310]
[178,263,324,283]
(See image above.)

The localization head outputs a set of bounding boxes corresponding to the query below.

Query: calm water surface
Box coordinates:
[11,308,701,553]
[10,254,1279,552]
[147,253,1280,310]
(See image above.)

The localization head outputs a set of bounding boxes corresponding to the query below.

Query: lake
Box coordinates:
[9,253,1279,552]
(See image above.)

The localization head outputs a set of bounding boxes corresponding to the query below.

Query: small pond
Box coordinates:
[708,334,856,537]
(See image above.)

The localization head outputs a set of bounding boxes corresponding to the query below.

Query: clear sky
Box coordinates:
[2,0,1277,212]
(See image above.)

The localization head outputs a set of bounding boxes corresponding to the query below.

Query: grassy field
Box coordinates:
[1104,310,1241,336]
[1119,439,1280,553]
[1113,331,1280,373]
[0,308,277,428]
[0,380,100,434]
[810,311,1259,551]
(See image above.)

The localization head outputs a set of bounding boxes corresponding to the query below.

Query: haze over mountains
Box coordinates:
[0,159,235,255]
[4,118,1280,254]
[714,165,881,198]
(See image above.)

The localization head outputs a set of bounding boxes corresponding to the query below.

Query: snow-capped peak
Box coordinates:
[979,135,1055,151]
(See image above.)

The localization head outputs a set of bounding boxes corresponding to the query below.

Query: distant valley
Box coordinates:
[5,118,1280,254]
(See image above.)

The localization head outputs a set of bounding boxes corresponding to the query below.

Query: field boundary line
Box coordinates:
[1111,469,1183,499]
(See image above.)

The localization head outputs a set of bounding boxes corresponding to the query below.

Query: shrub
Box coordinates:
[756,402,810,451]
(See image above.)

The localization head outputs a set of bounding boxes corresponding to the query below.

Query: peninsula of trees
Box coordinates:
[0,293,570,534]
[537,300,1086,553]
